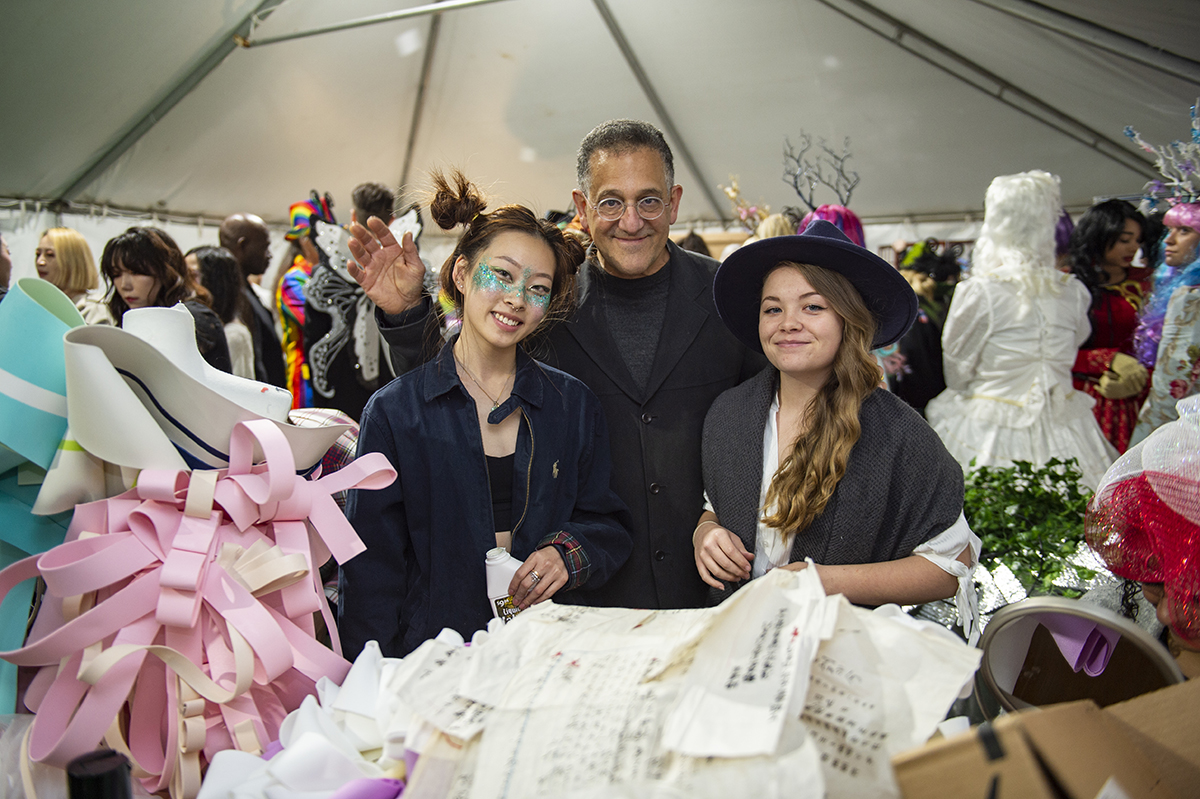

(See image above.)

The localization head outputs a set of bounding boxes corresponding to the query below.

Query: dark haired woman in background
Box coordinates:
[100,226,232,373]
[1068,199,1152,453]
[186,245,255,379]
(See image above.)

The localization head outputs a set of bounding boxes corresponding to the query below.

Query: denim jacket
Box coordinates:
[339,340,633,658]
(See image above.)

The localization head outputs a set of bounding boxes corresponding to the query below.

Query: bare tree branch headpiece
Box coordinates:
[782,133,860,223]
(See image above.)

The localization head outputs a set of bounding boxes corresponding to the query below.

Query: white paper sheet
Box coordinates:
[660,568,829,757]
[396,639,492,742]
[795,599,982,798]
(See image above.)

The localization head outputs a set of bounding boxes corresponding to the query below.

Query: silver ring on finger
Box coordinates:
[529,570,541,585]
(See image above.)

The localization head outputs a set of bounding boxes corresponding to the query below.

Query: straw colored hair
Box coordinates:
[40,227,99,297]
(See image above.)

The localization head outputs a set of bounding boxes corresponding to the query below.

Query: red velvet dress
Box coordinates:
[1071,268,1152,453]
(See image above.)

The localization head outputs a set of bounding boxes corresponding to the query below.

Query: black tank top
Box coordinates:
[486,453,515,532]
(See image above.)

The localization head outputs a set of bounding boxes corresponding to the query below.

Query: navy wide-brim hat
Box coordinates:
[713,219,918,352]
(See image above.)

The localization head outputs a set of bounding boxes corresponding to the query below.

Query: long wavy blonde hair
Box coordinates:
[761,262,881,539]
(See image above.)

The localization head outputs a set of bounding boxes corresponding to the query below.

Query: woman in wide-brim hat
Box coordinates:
[696,220,979,629]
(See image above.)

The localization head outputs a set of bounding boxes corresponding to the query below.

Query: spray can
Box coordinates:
[486,547,524,623]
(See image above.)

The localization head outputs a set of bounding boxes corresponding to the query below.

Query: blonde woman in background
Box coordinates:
[35,227,111,324]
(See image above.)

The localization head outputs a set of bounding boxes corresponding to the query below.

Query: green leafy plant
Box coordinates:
[963,458,1095,597]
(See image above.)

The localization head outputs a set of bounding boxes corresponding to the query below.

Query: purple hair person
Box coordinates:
[1054,208,1074,259]
[1132,202,1200,367]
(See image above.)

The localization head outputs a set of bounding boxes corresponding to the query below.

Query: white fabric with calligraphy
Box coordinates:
[198,568,980,799]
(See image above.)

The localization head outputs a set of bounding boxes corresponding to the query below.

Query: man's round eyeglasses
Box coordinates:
[590,196,668,222]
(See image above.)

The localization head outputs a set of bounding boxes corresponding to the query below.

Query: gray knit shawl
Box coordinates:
[701,367,964,605]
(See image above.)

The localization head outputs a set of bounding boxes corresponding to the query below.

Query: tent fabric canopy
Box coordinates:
[3,0,1199,228]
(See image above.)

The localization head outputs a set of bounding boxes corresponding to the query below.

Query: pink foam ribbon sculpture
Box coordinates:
[0,419,396,798]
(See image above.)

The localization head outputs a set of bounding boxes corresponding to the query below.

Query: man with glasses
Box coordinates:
[355,119,764,610]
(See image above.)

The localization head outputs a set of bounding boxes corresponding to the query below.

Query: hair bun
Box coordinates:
[429,169,488,232]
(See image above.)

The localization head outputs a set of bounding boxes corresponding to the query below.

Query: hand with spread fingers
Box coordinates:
[346,216,426,315]
[693,516,754,590]
[509,546,568,610]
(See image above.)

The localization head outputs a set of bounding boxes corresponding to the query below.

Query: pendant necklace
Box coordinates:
[458,359,514,411]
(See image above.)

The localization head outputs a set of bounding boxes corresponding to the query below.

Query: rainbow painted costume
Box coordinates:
[277,252,314,409]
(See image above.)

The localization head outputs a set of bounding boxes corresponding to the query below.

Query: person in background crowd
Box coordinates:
[695,221,978,633]
[799,204,865,248]
[339,170,632,657]
[677,231,711,258]
[220,213,287,387]
[1140,209,1166,274]
[745,213,797,245]
[187,245,255,379]
[926,171,1115,489]
[0,234,11,303]
[277,195,329,409]
[1068,199,1152,453]
[1130,201,1200,443]
[353,119,766,610]
[891,239,961,416]
[350,182,394,228]
[100,226,232,373]
[303,184,396,421]
[35,227,111,323]
[1054,208,1075,272]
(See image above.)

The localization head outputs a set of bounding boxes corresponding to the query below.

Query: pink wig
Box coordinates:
[799,204,865,247]
[1164,202,1200,231]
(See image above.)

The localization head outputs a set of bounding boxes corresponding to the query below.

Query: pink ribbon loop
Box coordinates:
[0,419,396,798]
[37,532,157,596]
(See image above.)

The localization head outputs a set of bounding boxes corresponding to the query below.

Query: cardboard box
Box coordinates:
[892,679,1200,799]
[1105,676,1200,799]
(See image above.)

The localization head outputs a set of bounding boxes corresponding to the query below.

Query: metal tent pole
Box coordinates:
[967,0,1200,85]
[236,0,515,48]
[813,0,1158,180]
[592,0,729,221]
[54,0,290,202]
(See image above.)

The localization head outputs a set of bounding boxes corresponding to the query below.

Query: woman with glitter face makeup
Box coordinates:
[338,170,632,658]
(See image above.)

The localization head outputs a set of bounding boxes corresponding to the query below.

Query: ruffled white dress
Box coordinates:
[925,273,1117,490]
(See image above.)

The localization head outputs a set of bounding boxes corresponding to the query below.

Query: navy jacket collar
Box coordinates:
[423,337,546,420]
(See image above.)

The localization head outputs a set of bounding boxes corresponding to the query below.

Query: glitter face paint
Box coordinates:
[472,257,552,309]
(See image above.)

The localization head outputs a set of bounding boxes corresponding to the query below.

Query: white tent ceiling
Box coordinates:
[3,0,1199,230]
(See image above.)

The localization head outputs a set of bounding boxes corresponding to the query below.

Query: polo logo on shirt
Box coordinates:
[552,461,559,479]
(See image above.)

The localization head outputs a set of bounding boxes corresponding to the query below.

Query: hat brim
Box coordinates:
[714,223,917,352]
